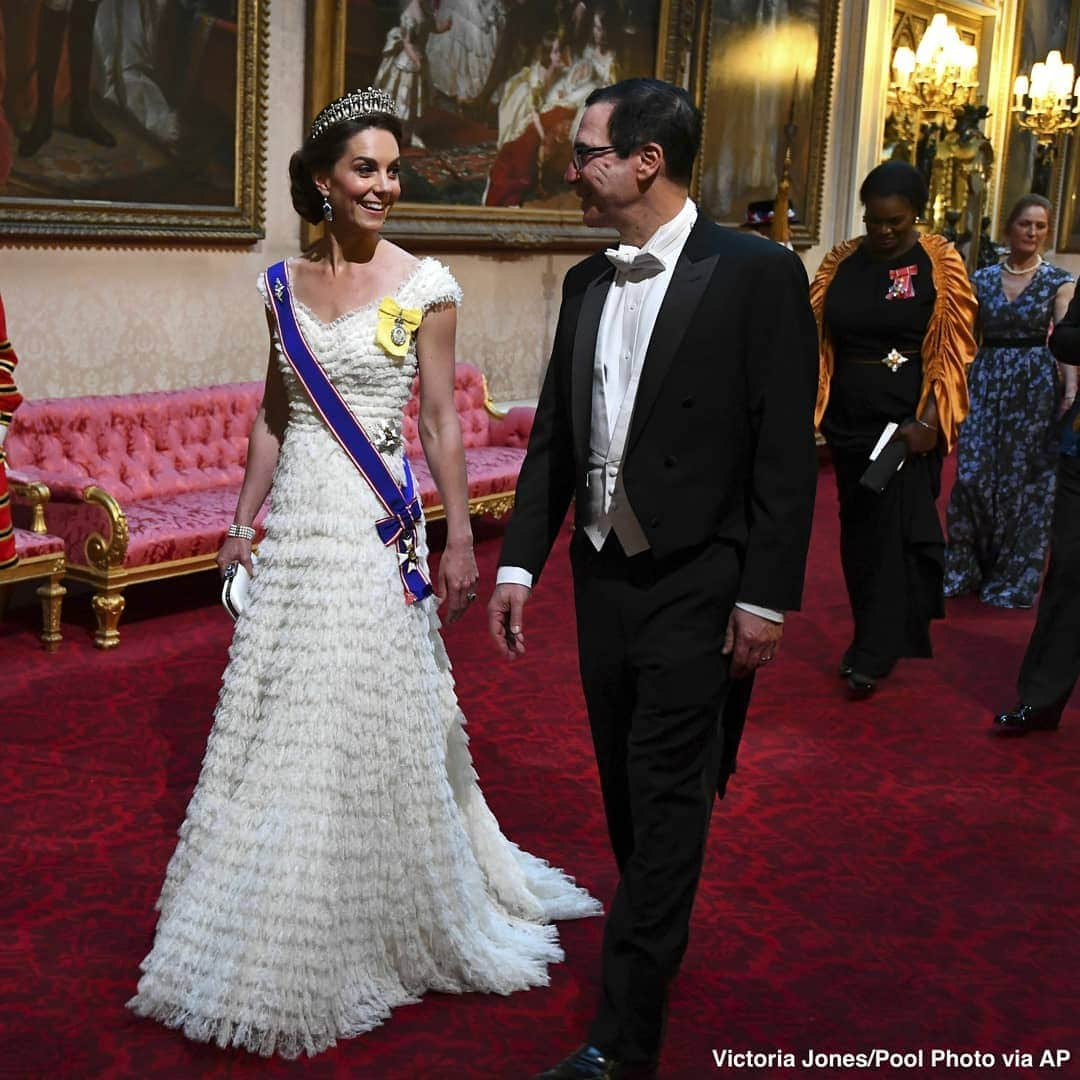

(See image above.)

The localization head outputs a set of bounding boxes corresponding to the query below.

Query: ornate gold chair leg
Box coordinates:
[36,575,66,652]
[91,588,125,649]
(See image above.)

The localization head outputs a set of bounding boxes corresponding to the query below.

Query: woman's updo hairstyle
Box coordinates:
[859,160,929,219]
[289,87,403,224]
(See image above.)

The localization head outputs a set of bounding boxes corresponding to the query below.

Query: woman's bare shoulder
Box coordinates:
[379,241,421,276]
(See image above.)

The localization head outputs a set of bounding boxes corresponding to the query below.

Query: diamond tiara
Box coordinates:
[309,87,398,141]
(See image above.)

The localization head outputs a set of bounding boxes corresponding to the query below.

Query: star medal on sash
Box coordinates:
[398,535,418,570]
[273,278,286,302]
[886,265,917,300]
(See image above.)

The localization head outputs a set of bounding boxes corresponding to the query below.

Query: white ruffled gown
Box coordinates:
[127,258,601,1058]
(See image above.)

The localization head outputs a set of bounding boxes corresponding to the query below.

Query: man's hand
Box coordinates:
[487,582,530,658]
[723,607,783,679]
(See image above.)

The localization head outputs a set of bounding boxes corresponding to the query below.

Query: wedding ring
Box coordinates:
[466,591,478,602]
[760,654,774,664]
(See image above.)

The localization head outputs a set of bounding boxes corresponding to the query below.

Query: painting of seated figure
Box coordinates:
[311,0,668,247]
[0,0,267,242]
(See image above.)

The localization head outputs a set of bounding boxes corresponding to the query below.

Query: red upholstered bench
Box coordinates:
[6,366,533,648]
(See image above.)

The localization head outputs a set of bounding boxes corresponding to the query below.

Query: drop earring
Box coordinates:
[322,196,334,222]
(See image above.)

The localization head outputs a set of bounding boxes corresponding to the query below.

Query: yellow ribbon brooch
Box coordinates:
[376,297,423,358]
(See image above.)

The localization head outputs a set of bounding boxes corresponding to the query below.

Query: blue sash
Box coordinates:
[264,260,432,605]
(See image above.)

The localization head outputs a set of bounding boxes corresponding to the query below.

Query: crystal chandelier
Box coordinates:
[891,13,979,117]
[1012,50,1080,142]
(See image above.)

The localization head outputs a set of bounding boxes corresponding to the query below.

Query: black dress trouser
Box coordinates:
[1018,453,1080,709]
[571,532,739,1064]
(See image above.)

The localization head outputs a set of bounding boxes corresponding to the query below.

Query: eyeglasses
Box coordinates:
[570,143,617,171]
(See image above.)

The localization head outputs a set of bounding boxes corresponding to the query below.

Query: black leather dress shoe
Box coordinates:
[992,702,1064,736]
[846,671,876,698]
[534,1044,623,1079]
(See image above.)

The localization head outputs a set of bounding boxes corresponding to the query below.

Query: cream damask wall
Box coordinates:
[4,1,1077,405]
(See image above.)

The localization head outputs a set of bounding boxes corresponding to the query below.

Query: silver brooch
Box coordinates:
[273,278,286,302]
[370,420,401,453]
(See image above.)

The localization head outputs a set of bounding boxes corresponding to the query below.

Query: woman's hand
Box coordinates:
[437,537,479,623]
[217,536,254,578]
[895,419,937,455]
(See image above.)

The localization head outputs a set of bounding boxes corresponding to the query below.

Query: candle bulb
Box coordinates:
[1013,74,1029,110]
[892,46,915,87]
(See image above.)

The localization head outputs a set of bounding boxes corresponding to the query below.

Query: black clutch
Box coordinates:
[859,439,908,494]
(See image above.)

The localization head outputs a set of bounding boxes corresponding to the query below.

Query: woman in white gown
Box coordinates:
[127,86,600,1059]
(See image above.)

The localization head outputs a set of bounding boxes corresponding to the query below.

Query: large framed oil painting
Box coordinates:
[696,0,839,248]
[997,0,1073,242]
[305,0,701,249]
[1055,12,1080,253]
[0,0,268,243]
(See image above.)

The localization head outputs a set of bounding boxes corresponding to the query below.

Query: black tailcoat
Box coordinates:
[497,214,820,1063]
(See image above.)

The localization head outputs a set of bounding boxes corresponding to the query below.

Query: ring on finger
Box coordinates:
[466,591,478,602]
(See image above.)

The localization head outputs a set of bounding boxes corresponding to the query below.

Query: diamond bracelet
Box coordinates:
[227,522,257,541]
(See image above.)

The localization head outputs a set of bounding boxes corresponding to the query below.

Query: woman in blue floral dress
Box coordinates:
[945,195,1076,607]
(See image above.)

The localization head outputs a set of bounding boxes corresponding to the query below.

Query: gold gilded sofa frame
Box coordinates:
[60,375,521,648]
[2,481,66,651]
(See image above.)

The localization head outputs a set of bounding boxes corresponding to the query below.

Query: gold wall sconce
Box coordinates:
[1012,50,1080,143]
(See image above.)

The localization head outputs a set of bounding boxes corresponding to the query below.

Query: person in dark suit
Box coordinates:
[485,78,819,1079]
[994,286,1080,735]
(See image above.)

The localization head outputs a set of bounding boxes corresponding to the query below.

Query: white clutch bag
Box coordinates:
[221,557,256,620]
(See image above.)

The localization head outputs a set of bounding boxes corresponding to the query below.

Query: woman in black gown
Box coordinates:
[810,162,977,696]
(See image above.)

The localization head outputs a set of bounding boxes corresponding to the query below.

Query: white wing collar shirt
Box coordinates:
[498,197,782,624]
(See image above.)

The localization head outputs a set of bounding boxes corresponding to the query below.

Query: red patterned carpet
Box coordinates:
[3,464,1077,1079]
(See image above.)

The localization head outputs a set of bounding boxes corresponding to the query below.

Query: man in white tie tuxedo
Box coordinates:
[487,79,819,1079]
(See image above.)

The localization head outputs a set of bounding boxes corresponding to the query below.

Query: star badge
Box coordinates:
[883,349,909,373]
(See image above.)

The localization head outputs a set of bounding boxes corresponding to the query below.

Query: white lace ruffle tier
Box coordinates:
[127,258,600,1057]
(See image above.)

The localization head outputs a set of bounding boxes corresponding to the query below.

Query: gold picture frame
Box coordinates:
[1,0,269,244]
[304,0,698,250]
[695,0,840,248]
[997,0,1075,243]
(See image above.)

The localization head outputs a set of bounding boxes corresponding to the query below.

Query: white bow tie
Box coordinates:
[605,246,665,277]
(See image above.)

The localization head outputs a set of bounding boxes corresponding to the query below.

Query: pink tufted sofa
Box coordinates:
[6,365,533,647]
[403,363,535,519]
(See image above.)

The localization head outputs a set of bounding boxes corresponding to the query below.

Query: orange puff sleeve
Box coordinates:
[810,233,978,454]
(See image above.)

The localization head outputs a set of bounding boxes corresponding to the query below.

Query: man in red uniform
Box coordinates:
[0,292,23,570]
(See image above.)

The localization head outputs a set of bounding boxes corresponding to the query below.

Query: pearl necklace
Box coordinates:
[1002,255,1043,275]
